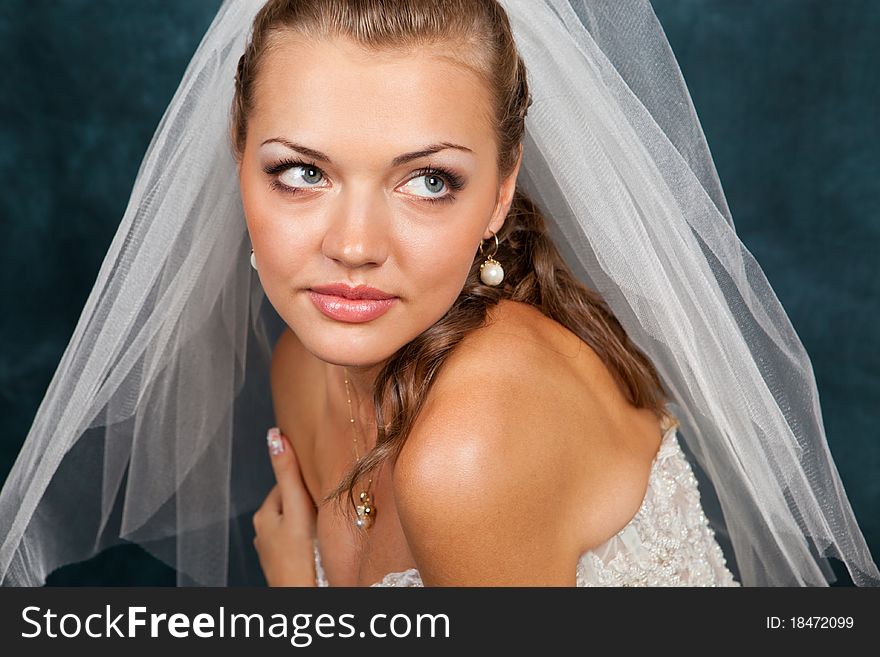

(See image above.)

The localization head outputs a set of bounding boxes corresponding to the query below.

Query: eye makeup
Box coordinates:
[261,157,466,205]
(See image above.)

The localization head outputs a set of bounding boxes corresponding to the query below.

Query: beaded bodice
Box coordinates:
[312,423,740,587]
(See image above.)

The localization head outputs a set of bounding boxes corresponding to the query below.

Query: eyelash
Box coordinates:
[262,158,465,205]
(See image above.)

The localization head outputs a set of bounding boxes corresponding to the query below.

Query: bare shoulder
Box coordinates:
[403,298,609,434]
[392,301,601,584]
[393,300,664,583]
[396,300,604,476]
[419,298,585,401]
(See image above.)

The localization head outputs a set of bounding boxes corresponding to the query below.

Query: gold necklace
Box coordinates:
[343,367,375,529]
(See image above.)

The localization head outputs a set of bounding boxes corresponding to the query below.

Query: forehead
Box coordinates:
[249,33,495,160]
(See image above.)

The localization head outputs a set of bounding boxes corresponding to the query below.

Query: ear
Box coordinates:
[484,143,524,240]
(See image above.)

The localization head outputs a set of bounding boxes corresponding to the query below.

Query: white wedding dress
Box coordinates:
[312,419,741,587]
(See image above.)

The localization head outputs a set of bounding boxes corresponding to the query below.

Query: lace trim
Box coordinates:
[574,424,739,586]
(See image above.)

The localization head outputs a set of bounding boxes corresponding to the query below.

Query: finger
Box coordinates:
[266,427,312,512]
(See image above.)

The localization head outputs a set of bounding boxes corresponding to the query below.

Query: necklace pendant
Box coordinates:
[354,490,375,529]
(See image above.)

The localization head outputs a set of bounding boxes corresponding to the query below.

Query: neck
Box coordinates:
[329,360,385,450]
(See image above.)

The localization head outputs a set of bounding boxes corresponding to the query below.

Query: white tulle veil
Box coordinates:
[2,0,877,587]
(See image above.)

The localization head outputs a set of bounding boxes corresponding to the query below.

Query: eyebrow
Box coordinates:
[260,137,474,167]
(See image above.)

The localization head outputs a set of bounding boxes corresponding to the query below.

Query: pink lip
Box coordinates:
[310,283,395,300]
[308,287,398,323]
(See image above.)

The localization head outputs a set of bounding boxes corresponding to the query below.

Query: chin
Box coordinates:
[297,324,405,369]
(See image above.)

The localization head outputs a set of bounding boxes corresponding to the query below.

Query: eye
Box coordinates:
[263,158,327,194]
[279,161,325,188]
[401,171,446,197]
[399,166,465,205]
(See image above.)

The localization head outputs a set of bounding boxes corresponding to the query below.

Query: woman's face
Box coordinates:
[238,34,521,367]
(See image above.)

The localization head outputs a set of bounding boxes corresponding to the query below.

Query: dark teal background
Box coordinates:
[1,1,877,585]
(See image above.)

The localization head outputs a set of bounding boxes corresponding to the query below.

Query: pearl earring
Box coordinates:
[479,231,504,286]
[250,248,257,271]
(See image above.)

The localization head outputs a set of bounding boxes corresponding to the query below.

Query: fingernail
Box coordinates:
[267,427,284,456]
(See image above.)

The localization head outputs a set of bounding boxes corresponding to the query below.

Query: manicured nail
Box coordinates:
[267,427,284,456]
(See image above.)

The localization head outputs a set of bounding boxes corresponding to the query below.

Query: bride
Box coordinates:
[2,0,878,587]
[242,4,726,587]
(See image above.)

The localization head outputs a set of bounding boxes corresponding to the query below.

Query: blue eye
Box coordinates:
[264,159,325,190]
[401,166,465,205]
[413,173,445,195]
[263,159,465,205]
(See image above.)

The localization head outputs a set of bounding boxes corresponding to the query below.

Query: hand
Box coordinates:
[253,427,318,586]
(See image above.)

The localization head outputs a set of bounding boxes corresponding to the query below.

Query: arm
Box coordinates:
[251,328,319,586]
[268,327,319,510]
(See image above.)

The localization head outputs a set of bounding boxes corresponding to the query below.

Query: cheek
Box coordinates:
[401,227,477,305]
[241,168,277,237]
[240,169,269,243]
[396,189,497,315]
[239,176,315,316]
[241,173,306,264]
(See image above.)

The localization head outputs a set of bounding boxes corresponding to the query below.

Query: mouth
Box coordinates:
[307,284,398,323]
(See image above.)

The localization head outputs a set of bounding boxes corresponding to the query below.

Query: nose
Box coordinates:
[321,184,390,268]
